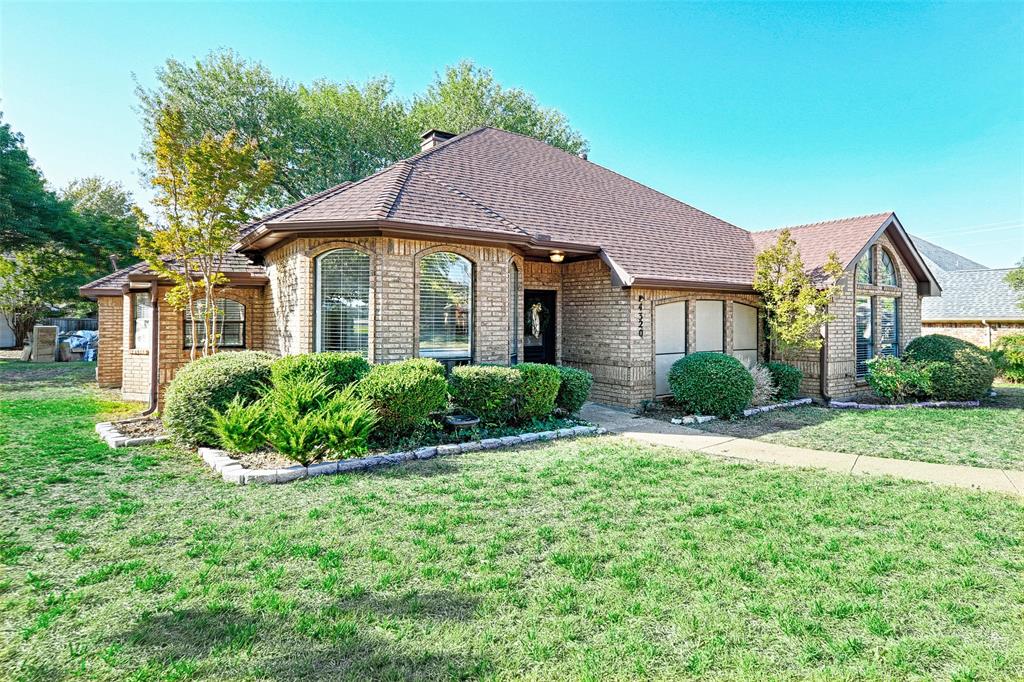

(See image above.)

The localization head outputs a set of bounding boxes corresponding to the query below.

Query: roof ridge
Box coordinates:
[376,160,414,219]
[758,211,894,233]
[409,165,531,235]
[245,181,353,230]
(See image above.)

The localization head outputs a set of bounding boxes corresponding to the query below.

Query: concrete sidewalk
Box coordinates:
[580,403,1023,497]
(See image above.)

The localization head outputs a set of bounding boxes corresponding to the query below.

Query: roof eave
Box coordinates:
[626,276,756,293]
[846,213,942,297]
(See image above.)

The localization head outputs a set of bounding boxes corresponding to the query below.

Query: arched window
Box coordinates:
[184,298,245,348]
[856,250,873,285]
[509,262,519,364]
[316,248,370,356]
[879,250,898,287]
[419,252,472,359]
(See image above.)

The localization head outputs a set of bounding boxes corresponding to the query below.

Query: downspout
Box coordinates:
[142,287,160,416]
[982,319,991,347]
[819,321,831,404]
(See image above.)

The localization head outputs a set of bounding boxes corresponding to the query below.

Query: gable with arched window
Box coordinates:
[316,248,371,356]
[879,249,899,287]
[419,251,472,359]
[184,298,245,348]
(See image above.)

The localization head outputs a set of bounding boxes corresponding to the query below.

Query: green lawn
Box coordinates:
[695,385,1024,470]
[2,361,1023,680]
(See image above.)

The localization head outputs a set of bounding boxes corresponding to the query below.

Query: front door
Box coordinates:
[524,290,556,364]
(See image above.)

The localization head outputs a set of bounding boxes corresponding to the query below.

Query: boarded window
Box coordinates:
[132,292,152,349]
[316,249,370,356]
[879,297,899,357]
[419,252,472,359]
[184,298,245,348]
[856,249,873,285]
[695,300,724,352]
[855,296,873,377]
[879,250,898,287]
[509,262,519,364]
[732,303,758,368]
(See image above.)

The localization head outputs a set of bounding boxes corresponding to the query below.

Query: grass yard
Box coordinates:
[695,385,1024,471]
[2,361,1023,681]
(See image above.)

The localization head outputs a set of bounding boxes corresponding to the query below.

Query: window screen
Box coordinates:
[855,296,873,377]
[184,298,245,348]
[879,251,898,287]
[856,249,873,285]
[878,297,899,357]
[509,262,519,364]
[316,249,370,356]
[419,252,472,359]
[695,300,724,352]
[132,292,152,349]
[732,303,758,368]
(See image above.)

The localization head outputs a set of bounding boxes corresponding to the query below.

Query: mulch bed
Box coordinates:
[112,418,166,438]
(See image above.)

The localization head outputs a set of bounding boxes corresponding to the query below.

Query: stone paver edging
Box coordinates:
[200,425,605,484]
[669,398,813,425]
[95,420,169,449]
[830,399,980,410]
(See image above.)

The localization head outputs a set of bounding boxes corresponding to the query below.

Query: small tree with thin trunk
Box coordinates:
[753,229,845,362]
[136,107,273,360]
[1006,259,1024,311]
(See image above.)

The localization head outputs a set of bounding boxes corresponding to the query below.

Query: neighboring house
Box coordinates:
[912,236,1024,347]
[80,127,940,407]
[0,315,15,349]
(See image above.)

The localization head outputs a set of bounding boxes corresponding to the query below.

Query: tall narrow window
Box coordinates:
[878,297,899,357]
[419,252,472,359]
[316,249,370,356]
[879,250,898,287]
[185,298,245,348]
[509,262,519,364]
[132,292,152,349]
[855,296,873,378]
[856,249,873,285]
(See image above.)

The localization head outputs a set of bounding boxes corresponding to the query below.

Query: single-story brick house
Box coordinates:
[912,236,1024,347]
[81,127,941,408]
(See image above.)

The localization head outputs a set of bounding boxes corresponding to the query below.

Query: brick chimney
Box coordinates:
[420,129,456,152]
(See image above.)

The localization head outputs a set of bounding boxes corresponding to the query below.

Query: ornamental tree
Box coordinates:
[136,107,273,360]
[753,229,844,361]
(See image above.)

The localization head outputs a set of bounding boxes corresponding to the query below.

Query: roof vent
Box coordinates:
[420,129,456,152]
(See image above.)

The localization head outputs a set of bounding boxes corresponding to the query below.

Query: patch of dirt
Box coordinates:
[114,418,165,438]
[236,449,299,470]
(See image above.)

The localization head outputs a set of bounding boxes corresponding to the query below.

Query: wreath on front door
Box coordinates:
[528,301,551,339]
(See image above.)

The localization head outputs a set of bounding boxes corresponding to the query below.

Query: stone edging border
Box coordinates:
[671,398,813,426]
[95,419,169,448]
[199,424,607,485]
[829,399,980,410]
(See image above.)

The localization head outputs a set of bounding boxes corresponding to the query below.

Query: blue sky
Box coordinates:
[2,1,1022,267]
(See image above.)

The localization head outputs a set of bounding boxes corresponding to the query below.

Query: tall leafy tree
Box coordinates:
[1007,258,1024,311]
[60,176,142,271]
[410,61,589,156]
[0,247,90,344]
[136,108,273,359]
[753,229,844,361]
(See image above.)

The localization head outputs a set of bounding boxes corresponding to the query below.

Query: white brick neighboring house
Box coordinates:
[80,127,941,407]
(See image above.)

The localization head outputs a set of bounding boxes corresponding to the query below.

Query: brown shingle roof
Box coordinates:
[79,251,264,297]
[751,212,895,271]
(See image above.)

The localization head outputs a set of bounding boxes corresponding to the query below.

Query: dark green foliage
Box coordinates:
[270,352,370,392]
[669,352,755,418]
[765,362,803,401]
[514,363,561,422]
[906,335,995,400]
[163,351,274,447]
[555,366,593,415]
[865,357,931,404]
[356,359,449,434]
[903,334,975,364]
[449,365,521,425]
[210,396,267,454]
[992,334,1024,383]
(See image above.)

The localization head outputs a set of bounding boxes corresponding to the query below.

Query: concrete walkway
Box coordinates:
[580,403,1023,497]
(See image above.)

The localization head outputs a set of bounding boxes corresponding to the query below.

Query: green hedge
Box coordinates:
[865,356,930,403]
[905,334,995,400]
[163,351,275,447]
[355,359,448,434]
[555,366,593,415]
[904,334,974,364]
[992,334,1024,383]
[449,365,521,425]
[668,352,754,418]
[515,363,562,422]
[270,352,370,391]
[765,362,802,401]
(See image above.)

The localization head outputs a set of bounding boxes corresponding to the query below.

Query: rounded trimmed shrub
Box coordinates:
[163,351,275,447]
[992,334,1024,383]
[555,365,593,415]
[865,356,930,404]
[903,334,975,364]
[668,352,754,418]
[449,365,521,425]
[765,362,802,401]
[922,347,996,401]
[355,359,448,434]
[398,357,447,377]
[270,352,370,391]
[515,363,562,422]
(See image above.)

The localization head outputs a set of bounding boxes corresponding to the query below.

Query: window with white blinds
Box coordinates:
[855,295,873,378]
[878,297,899,357]
[879,250,898,287]
[316,249,370,356]
[509,262,519,364]
[132,292,152,349]
[184,298,245,348]
[419,252,472,359]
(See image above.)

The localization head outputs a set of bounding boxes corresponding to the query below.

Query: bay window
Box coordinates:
[419,252,472,359]
[316,248,371,356]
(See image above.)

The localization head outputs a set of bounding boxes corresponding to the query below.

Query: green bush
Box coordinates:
[555,366,593,415]
[356,359,449,434]
[270,352,370,391]
[865,356,930,403]
[210,396,267,454]
[515,363,562,422]
[922,348,997,401]
[765,362,803,401]
[668,352,754,418]
[903,334,975,364]
[992,334,1024,383]
[163,351,275,447]
[449,365,521,425]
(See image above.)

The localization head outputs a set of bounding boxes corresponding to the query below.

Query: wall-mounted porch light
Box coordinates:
[548,250,565,263]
